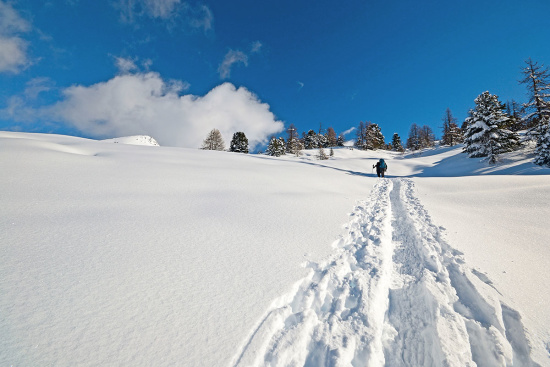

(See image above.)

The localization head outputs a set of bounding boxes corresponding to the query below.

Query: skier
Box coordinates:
[373,159,387,178]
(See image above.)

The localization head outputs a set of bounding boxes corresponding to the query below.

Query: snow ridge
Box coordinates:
[231,178,539,366]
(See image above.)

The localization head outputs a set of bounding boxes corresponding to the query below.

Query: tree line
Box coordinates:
[200,58,550,167]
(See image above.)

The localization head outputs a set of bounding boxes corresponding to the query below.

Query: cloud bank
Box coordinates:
[0,1,30,73]
[43,71,283,150]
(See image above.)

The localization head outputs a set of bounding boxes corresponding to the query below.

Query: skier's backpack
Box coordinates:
[379,159,387,170]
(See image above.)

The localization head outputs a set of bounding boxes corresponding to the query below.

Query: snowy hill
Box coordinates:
[102,135,160,146]
[1,131,549,366]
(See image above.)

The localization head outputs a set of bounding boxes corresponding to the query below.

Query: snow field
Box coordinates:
[1,132,549,366]
[232,178,540,366]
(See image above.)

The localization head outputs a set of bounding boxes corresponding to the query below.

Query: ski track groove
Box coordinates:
[231,178,540,367]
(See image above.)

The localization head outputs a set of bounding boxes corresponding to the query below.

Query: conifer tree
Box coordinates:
[266,137,286,157]
[304,130,319,149]
[406,123,422,151]
[336,133,345,147]
[326,127,337,147]
[463,91,519,163]
[520,58,550,130]
[441,108,463,146]
[201,128,225,151]
[534,116,550,166]
[391,133,404,152]
[419,125,435,148]
[318,147,329,160]
[365,123,385,149]
[229,131,249,153]
[286,124,301,154]
[355,122,366,149]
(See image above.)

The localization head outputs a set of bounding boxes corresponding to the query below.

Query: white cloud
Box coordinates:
[250,41,262,54]
[40,72,283,150]
[218,50,248,79]
[115,56,138,74]
[185,3,213,32]
[297,81,304,90]
[24,77,54,99]
[117,0,213,32]
[342,127,356,136]
[0,1,31,73]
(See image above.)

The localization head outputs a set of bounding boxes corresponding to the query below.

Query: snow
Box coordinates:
[101,135,160,146]
[1,131,549,366]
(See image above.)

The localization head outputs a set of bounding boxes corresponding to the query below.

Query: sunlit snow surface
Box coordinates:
[1,131,549,366]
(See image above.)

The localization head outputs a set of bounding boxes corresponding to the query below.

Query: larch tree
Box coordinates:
[520,58,550,130]
[201,128,225,151]
[326,127,337,147]
[406,123,422,151]
[441,108,463,146]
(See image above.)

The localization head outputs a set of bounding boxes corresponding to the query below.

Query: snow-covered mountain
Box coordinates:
[1,131,549,366]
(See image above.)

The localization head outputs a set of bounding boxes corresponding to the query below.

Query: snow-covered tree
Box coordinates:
[266,137,286,157]
[304,130,319,149]
[318,147,329,160]
[201,128,225,151]
[463,91,520,163]
[520,58,550,130]
[365,123,385,149]
[534,116,550,166]
[391,133,404,152]
[229,131,249,153]
[286,124,302,155]
[336,133,345,147]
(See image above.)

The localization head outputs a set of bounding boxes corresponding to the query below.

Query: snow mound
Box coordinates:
[102,135,160,146]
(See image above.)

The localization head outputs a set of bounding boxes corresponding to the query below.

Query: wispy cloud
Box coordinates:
[250,41,262,54]
[116,0,214,33]
[218,50,248,79]
[0,0,31,73]
[218,41,264,79]
[342,127,356,136]
[297,81,304,90]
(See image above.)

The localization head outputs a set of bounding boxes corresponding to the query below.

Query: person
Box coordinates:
[373,159,387,178]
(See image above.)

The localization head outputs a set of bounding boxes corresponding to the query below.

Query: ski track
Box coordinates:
[230,178,540,367]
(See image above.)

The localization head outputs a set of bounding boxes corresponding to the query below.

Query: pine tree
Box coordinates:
[266,137,286,157]
[201,128,225,151]
[534,116,550,166]
[336,133,345,147]
[365,123,385,149]
[304,130,319,149]
[463,91,520,163]
[391,133,404,152]
[229,131,249,153]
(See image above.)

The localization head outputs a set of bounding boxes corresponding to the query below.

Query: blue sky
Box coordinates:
[1,0,550,149]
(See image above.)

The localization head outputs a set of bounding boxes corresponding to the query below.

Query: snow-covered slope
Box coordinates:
[102,135,160,146]
[1,131,549,366]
